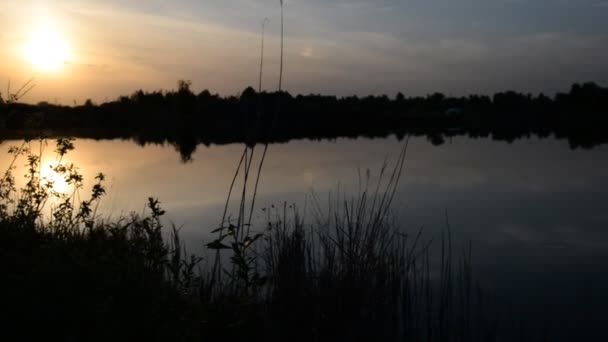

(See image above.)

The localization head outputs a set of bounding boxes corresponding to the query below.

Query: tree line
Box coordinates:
[1,81,607,161]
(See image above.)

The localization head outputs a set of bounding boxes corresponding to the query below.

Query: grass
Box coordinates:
[0,137,527,342]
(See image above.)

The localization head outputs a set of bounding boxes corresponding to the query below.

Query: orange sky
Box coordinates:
[1,1,287,104]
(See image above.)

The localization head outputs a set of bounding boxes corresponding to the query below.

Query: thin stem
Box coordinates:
[259,18,269,93]
[246,143,269,235]
[278,0,284,92]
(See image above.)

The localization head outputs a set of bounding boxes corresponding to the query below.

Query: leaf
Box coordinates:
[206,240,231,250]
[210,226,224,234]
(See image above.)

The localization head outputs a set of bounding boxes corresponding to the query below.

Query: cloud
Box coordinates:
[58,2,268,86]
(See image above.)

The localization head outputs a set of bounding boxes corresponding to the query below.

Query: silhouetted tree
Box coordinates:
[2,81,608,159]
[176,80,196,115]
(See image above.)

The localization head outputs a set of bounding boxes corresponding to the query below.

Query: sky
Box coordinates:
[1,0,607,104]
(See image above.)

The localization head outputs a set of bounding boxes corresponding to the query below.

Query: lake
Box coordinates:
[2,135,607,340]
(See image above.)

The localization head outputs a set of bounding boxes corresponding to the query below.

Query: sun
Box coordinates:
[23,29,71,72]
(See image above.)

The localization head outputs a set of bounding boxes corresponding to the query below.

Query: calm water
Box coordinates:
[2,136,608,339]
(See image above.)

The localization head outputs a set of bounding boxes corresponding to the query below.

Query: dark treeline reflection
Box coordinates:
[1,81,607,161]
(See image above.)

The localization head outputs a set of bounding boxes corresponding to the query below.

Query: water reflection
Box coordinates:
[1,136,607,340]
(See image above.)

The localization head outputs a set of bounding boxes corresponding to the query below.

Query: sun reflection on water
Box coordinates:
[41,161,71,194]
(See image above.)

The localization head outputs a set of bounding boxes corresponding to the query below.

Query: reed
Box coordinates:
[0,138,524,341]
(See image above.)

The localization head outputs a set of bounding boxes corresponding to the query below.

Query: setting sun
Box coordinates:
[23,29,71,72]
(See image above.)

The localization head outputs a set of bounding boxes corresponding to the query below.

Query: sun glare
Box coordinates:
[41,163,70,194]
[23,29,71,72]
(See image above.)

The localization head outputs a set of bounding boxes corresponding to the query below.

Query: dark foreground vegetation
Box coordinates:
[1,81,608,161]
[0,139,551,341]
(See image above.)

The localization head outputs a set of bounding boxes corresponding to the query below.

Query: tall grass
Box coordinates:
[251,143,499,342]
[0,138,523,341]
[3,78,36,104]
